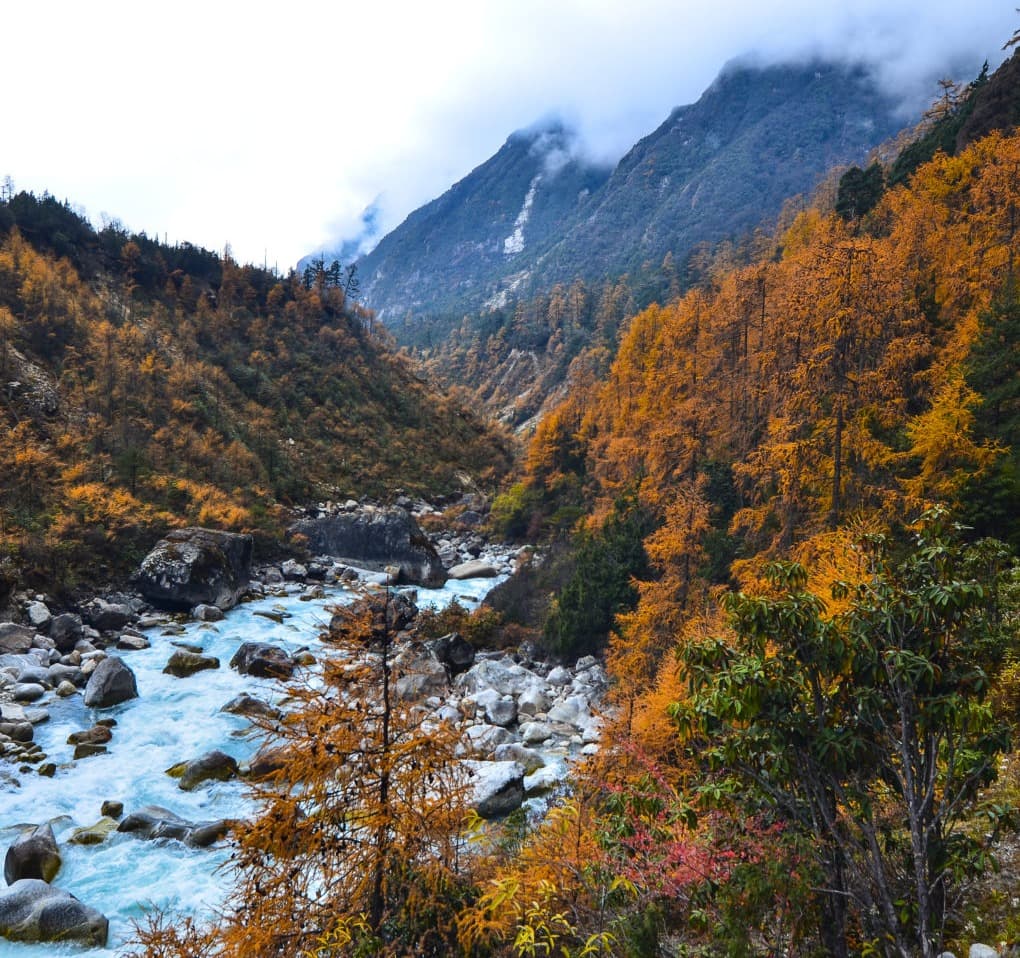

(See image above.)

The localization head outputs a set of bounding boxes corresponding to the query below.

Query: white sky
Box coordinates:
[2,1,1014,270]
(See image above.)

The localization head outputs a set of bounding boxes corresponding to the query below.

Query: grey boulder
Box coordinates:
[0,879,108,946]
[82,657,138,708]
[135,527,252,611]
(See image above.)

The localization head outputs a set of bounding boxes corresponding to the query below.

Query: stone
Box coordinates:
[428,632,475,676]
[116,806,231,847]
[82,657,138,708]
[191,604,225,622]
[100,801,123,819]
[11,685,45,703]
[24,603,51,632]
[970,947,998,958]
[66,726,112,746]
[524,766,565,795]
[463,723,514,757]
[466,760,525,819]
[229,642,294,679]
[0,624,33,655]
[115,634,150,651]
[167,750,239,791]
[220,693,281,720]
[447,559,500,580]
[483,695,517,728]
[493,743,546,774]
[520,721,553,746]
[135,527,253,612]
[455,658,537,698]
[545,665,571,686]
[517,683,552,717]
[280,559,307,580]
[288,507,446,587]
[163,650,220,678]
[0,879,108,946]
[46,664,82,687]
[245,745,288,781]
[4,825,61,884]
[48,615,83,654]
[67,818,118,846]
[392,644,448,702]
[0,722,33,743]
[84,599,133,633]
[547,695,593,730]
[73,744,108,760]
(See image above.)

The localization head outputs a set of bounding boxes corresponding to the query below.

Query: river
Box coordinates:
[0,573,500,957]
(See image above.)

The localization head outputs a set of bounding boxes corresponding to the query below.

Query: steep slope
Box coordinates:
[0,195,513,592]
[353,58,904,327]
[355,122,611,322]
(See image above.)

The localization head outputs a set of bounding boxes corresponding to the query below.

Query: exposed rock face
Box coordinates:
[4,825,61,885]
[135,528,253,611]
[229,642,295,679]
[0,879,108,946]
[82,657,138,708]
[289,507,445,587]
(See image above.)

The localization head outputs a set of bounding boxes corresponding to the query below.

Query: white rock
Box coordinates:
[463,723,514,757]
[520,721,553,746]
[545,666,571,686]
[969,946,998,958]
[524,766,565,795]
[517,683,551,716]
[456,658,537,698]
[25,602,51,630]
[547,695,592,729]
[465,760,525,818]
[493,743,546,771]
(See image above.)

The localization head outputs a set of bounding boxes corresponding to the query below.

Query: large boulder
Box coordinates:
[447,559,500,580]
[289,507,445,587]
[428,632,475,677]
[4,825,61,884]
[82,656,138,708]
[163,650,220,678]
[229,642,295,679]
[135,527,253,611]
[0,879,108,946]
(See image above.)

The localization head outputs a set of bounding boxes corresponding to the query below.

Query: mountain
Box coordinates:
[354,122,611,322]
[353,59,905,328]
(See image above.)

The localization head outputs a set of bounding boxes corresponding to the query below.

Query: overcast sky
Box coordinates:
[3,1,1014,270]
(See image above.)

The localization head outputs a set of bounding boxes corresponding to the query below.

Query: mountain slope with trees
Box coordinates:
[0,197,513,595]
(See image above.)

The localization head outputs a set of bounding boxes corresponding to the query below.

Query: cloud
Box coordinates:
[1,1,1013,268]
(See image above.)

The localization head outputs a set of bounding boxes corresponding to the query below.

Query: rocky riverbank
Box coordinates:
[0,501,609,950]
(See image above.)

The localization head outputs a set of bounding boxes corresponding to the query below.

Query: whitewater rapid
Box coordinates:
[0,575,499,957]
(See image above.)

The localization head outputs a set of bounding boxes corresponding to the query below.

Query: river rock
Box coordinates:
[464,723,514,757]
[55,681,76,698]
[456,657,537,698]
[447,559,499,580]
[168,750,239,790]
[517,683,552,717]
[100,801,123,819]
[67,726,112,746]
[116,634,150,652]
[0,722,33,743]
[83,599,133,633]
[493,743,546,773]
[0,625,33,655]
[135,527,253,612]
[466,760,525,819]
[11,685,45,703]
[48,615,83,654]
[4,825,60,884]
[116,805,230,847]
[520,721,553,746]
[280,559,307,580]
[46,664,82,687]
[427,632,475,676]
[163,650,220,678]
[82,657,138,708]
[191,604,224,622]
[0,879,108,946]
[24,603,51,632]
[245,745,288,781]
[67,818,118,846]
[392,644,448,701]
[220,692,281,720]
[289,507,446,587]
[970,947,998,958]
[229,642,294,679]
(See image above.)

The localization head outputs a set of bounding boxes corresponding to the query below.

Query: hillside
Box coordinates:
[354,59,904,329]
[0,196,513,595]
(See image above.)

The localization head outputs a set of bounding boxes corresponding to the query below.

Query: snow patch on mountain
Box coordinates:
[504,175,541,256]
